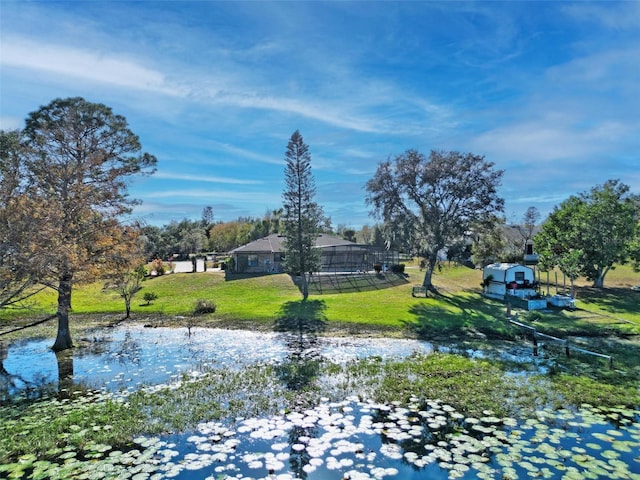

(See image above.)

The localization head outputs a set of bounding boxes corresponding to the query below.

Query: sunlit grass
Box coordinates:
[2,263,638,340]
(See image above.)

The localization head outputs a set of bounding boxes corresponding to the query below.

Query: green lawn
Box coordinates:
[3,263,638,341]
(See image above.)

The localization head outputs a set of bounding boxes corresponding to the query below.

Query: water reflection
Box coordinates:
[1,324,436,404]
[54,349,74,398]
[275,300,327,393]
[274,300,331,478]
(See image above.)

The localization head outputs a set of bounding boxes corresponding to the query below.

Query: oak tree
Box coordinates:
[366,149,504,290]
[535,180,638,288]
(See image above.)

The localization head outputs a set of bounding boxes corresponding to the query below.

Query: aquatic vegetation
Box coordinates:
[1,325,639,479]
[2,395,638,479]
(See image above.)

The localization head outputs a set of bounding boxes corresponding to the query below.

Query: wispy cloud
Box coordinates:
[152,172,264,185]
[1,37,186,96]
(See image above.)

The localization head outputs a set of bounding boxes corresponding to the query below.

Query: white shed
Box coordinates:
[482,263,536,300]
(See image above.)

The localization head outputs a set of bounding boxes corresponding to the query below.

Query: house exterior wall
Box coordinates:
[233,253,282,273]
[483,262,538,303]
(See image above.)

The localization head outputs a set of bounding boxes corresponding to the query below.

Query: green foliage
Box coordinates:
[535,180,638,288]
[281,130,323,299]
[365,150,504,288]
[143,291,158,305]
[193,298,216,315]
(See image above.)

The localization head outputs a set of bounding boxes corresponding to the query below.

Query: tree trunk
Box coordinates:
[301,274,309,300]
[52,274,73,352]
[422,255,438,290]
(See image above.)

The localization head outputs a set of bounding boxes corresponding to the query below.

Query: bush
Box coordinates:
[391,264,405,273]
[143,291,158,305]
[151,258,165,276]
[193,298,216,315]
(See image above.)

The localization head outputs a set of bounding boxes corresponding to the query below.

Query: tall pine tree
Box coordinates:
[282,130,322,300]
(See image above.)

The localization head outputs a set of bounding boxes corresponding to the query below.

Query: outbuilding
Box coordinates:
[482,262,540,300]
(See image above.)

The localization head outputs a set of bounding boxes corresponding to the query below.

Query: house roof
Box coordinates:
[230,233,356,254]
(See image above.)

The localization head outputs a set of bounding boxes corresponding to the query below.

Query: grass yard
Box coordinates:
[2,262,637,341]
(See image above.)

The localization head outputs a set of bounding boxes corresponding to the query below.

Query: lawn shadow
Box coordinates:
[405,289,512,340]
[577,286,640,323]
[274,299,328,336]
[306,272,409,294]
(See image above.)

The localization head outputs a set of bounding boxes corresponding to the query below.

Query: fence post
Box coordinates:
[565,339,570,358]
[532,330,538,357]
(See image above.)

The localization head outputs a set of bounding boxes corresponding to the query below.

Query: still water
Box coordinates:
[1,325,436,400]
[1,325,638,479]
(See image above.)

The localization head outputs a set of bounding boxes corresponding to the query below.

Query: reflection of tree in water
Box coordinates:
[287,423,317,480]
[274,300,327,391]
[1,340,57,403]
[74,329,142,367]
[55,349,75,399]
[114,330,142,366]
[274,300,327,478]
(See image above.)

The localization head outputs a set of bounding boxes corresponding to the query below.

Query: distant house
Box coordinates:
[501,225,540,265]
[229,233,398,274]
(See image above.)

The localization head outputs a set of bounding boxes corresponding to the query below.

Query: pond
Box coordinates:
[1,325,639,479]
[1,325,436,400]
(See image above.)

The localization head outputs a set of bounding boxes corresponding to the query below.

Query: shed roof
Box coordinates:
[484,262,526,272]
[230,233,356,254]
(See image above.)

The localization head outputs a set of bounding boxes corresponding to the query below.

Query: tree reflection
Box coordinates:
[1,339,79,403]
[274,300,327,391]
[274,300,327,478]
[55,348,75,399]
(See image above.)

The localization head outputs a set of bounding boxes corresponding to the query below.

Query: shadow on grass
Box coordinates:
[306,272,409,295]
[577,286,640,321]
[404,289,513,340]
[274,299,328,335]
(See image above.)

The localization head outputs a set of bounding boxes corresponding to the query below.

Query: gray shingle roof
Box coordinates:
[230,233,355,254]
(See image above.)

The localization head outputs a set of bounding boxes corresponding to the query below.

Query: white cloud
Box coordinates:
[0,116,22,130]
[144,188,280,204]
[153,172,264,185]
[1,37,186,96]
[472,118,631,165]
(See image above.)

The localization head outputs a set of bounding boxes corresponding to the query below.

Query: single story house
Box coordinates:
[229,233,398,274]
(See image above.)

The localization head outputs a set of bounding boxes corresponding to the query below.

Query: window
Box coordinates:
[248,255,258,267]
[515,271,525,282]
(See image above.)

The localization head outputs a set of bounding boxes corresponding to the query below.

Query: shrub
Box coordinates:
[143,291,158,305]
[391,264,405,273]
[151,258,165,276]
[193,298,216,315]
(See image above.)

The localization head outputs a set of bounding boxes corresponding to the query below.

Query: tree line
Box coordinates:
[137,211,393,261]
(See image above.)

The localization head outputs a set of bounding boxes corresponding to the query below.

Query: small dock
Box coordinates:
[509,318,613,368]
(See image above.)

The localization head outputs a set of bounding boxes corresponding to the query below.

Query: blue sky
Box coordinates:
[1,1,638,229]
